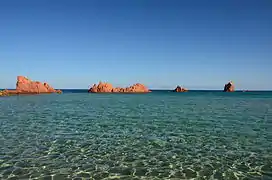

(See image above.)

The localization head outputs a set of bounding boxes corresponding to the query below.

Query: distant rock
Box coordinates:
[0,76,62,96]
[173,86,188,92]
[88,82,151,93]
[224,81,235,92]
[88,82,114,93]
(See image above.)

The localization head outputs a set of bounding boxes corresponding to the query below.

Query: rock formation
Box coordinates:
[88,82,151,93]
[88,82,114,93]
[173,86,188,92]
[224,81,235,92]
[0,90,10,96]
[0,76,62,96]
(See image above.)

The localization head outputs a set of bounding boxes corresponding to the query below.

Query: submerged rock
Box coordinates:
[88,82,151,93]
[0,76,62,96]
[173,86,188,92]
[224,81,235,92]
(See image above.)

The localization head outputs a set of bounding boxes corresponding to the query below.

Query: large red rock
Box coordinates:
[0,76,62,96]
[88,82,114,93]
[224,81,235,92]
[173,86,188,92]
[88,82,151,93]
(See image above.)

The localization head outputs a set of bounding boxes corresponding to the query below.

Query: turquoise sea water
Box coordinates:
[0,91,272,180]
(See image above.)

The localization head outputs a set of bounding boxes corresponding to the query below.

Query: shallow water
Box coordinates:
[1,92,272,179]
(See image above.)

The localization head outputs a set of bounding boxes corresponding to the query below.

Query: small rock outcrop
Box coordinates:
[173,86,188,92]
[0,76,62,96]
[88,82,151,93]
[224,81,235,92]
[0,90,10,96]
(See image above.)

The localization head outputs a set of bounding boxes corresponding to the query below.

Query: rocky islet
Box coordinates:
[0,76,62,96]
[224,81,235,92]
[88,82,151,93]
[173,86,188,92]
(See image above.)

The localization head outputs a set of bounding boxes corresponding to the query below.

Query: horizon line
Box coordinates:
[2,88,272,91]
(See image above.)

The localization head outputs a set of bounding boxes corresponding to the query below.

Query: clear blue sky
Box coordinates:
[0,0,271,90]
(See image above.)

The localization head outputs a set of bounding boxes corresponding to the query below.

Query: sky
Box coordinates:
[0,0,271,90]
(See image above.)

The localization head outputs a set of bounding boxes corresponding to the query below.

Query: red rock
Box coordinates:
[88,82,151,93]
[88,82,114,93]
[129,83,151,93]
[112,87,124,93]
[173,86,188,92]
[1,76,62,96]
[224,81,235,92]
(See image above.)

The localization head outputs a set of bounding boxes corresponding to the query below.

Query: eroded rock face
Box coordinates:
[173,86,188,92]
[88,82,114,93]
[16,76,60,93]
[1,76,62,96]
[88,82,151,93]
[224,81,235,92]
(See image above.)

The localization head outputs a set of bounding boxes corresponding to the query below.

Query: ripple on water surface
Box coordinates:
[0,92,272,179]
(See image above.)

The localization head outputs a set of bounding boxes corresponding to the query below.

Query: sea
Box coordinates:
[0,90,271,180]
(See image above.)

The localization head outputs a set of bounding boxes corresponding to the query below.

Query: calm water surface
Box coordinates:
[0,91,272,179]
